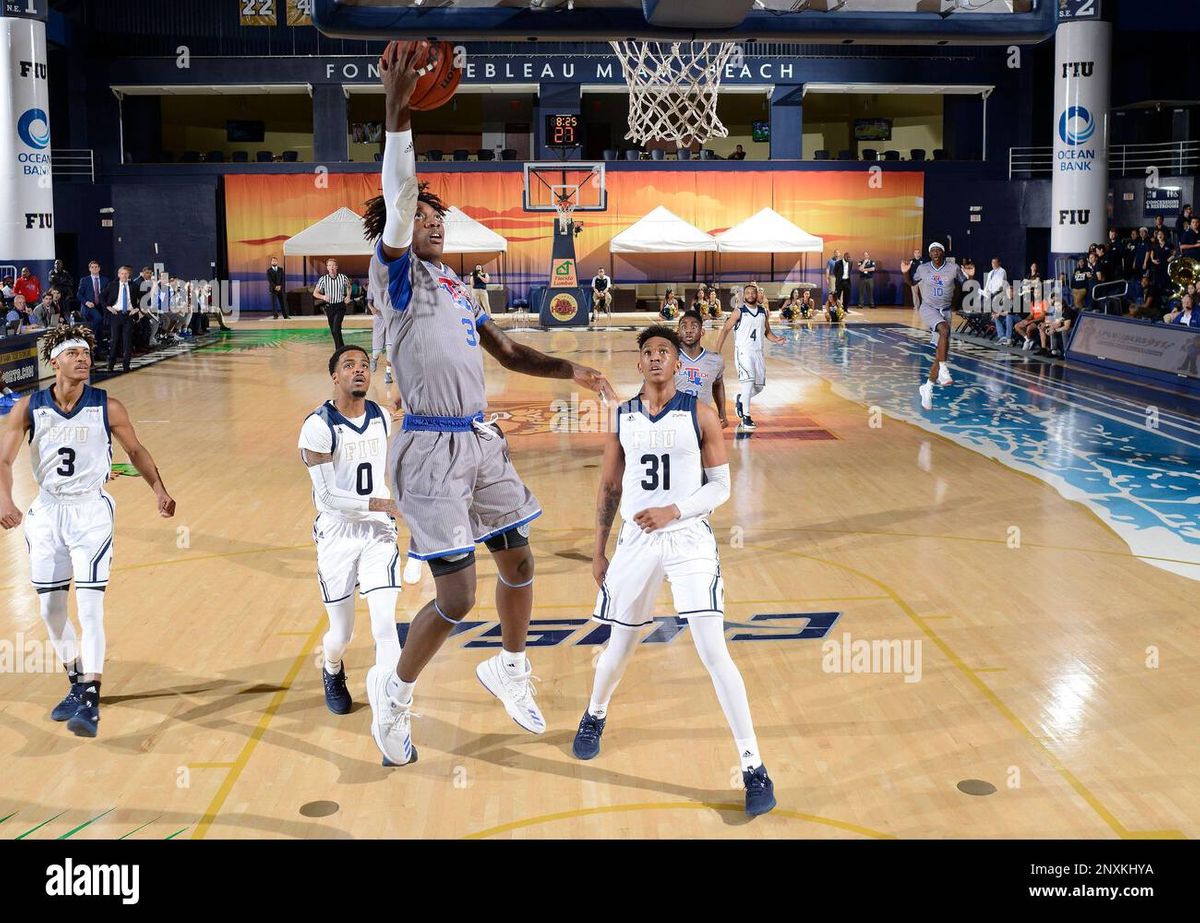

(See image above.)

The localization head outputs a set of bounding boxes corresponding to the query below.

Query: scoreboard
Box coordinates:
[546,114,581,148]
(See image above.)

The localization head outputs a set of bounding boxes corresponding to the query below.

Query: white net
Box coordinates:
[609,41,739,146]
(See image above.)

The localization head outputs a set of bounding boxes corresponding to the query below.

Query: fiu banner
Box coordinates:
[0,13,54,271]
[1050,18,1111,257]
[223,170,923,310]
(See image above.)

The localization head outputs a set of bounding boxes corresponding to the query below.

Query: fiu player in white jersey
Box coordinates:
[299,344,405,725]
[575,325,776,816]
[714,283,785,430]
[354,42,615,767]
[675,310,729,428]
[0,325,176,737]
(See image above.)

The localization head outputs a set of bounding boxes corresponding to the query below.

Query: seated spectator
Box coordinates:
[13,267,40,305]
[690,283,708,311]
[32,292,56,328]
[1164,293,1200,327]
[728,144,747,161]
[780,287,804,323]
[799,289,816,319]
[6,295,35,333]
[1038,299,1079,357]
[704,289,723,320]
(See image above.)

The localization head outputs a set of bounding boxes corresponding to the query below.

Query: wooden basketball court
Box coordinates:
[1,312,1197,840]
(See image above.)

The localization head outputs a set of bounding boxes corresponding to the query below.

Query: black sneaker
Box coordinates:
[322,665,353,715]
[67,700,100,738]
[735,395,745,424]
[743,764,777,816]
[51,683,85,722]
[572,711,606,760]
[741,415,758,430]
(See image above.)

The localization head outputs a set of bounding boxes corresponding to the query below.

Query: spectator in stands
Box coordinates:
[267,256,288,319]
[1164,293,1200,327]
[169,276,192,336]
[103,265,137,373]
[13,267,40,305]
[313,258,352,349]
[6,295,35,333]
[704,289,723,320]
[472,264,491,313]
[76,260,109,351]
[50,288,73,325]
[0,277,12,307]
[133,267,159,350]
[1038,296,1078,358]
[1070,257,1092,310]
[908,247,924,310]
[48,259,73,301]
[1132,227,1152,279]
[1152,214,1172,246]
[857,252,876,308]
[985,259,1016,345]
[1098,237,1122,284]
[32,292,56,328]
[825,250,841,301]
[1146,229,1174,294]
[834,254,852,306]
[728,144,746,161]
[1176,204,1193,239]
[1178,215,1200,260]
[150,271,177,342]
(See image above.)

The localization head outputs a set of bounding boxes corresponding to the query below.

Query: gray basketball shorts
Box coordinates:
[920,303,952,332]
[389,425,541,560]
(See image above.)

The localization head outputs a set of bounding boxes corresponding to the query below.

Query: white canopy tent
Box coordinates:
[714,207,825,286]
[610,205,717,254]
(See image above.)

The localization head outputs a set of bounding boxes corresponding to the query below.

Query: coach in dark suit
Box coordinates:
[267,256,288,318]
[103,265,137,373]
[76,260,110,349]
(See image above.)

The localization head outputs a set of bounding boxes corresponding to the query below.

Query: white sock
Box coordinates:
[587,625,642,718]
[75,588,107,676]
[321,596,356,672]
[689,616,760,763]
[366,590,402,672]
[738,383,753,416]
[38,588,79,667]
[736,737,762,772]
[386,673,414,706]
[501,648,527,677]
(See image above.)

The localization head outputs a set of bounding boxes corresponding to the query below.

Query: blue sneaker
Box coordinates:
[67,701,100,738]
[743,764,777,817]
[572,711,606,760]
[322,665,352,715]
[51,683,85,722]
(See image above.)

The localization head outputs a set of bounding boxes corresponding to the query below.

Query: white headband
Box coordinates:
[928,242,945,253]
[49,339,90,360]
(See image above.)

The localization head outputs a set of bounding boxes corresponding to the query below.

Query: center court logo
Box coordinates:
[1058,105,1095,146]
[17,107,50,149]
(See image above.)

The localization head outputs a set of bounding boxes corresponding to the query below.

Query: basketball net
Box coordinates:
[609,41,738,146]
[556,199,577,235]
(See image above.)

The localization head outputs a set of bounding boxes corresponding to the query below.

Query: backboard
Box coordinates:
[523,162,607,214]
[313,1,1055,45]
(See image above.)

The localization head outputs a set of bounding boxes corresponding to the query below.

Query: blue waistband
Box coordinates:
[402,412,485,432]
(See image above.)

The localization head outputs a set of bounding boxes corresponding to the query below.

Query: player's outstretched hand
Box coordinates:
[768,333,786,344]
[900,258,912,274]
[0,501,23,529]
[632,505,679,533]
[592,552,608,587]
[379,40,427,111]
[157,491,176,518]
[572,363,617,403]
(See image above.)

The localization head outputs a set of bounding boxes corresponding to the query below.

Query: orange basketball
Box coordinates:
[410,42,461,112]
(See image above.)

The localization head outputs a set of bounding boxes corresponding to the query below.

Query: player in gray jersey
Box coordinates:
[902,242,976,411]
[354,42,617,767]
[674,310,728,426]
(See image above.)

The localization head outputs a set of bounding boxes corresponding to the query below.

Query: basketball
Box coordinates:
[409,41,461,111]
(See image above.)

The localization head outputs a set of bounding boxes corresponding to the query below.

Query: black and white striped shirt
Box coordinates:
[316,272,350,304]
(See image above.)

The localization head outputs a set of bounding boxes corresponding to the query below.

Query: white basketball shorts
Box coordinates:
[593,518,724,628]
[313,513,401,603]
[24,491,116,590]
[735,348,765,386]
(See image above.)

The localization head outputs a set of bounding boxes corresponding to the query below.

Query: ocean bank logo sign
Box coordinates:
[17,107,49,149]
[1058,105,1095,146]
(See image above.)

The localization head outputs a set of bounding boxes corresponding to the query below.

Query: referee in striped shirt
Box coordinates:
[313,258,352,349]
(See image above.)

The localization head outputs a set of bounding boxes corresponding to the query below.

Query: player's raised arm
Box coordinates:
[592,428,625,586]
[714,305,740,354]
[477,320,617,401]
[0,395,32,528]
[106,398,175,518]
[378,40,427,262]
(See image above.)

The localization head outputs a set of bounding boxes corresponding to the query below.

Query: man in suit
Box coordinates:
[104,265,137,373]
[76,260,110,350]
[267,256,288,318]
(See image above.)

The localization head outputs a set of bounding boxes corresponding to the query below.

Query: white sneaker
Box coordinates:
[919,380,934,410]
[366,666,417,766]
[1022,337,1034,350]
[476,654,545,734]
[936,364,953,386]
[402,556,423,585]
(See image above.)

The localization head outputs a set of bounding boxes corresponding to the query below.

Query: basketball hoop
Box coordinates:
[555,196,577,235]
[609,40,739,146]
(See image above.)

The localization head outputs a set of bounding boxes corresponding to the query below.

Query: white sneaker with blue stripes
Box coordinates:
[476,654,545,734]
[367,665,416,766]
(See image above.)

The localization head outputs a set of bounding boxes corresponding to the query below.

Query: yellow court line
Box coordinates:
[973,667,1008,673]
[750,542,1185,841]
[191,617,326,840]
[465,801,894,840]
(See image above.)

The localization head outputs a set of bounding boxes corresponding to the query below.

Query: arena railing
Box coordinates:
[1009,140,1200,179]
